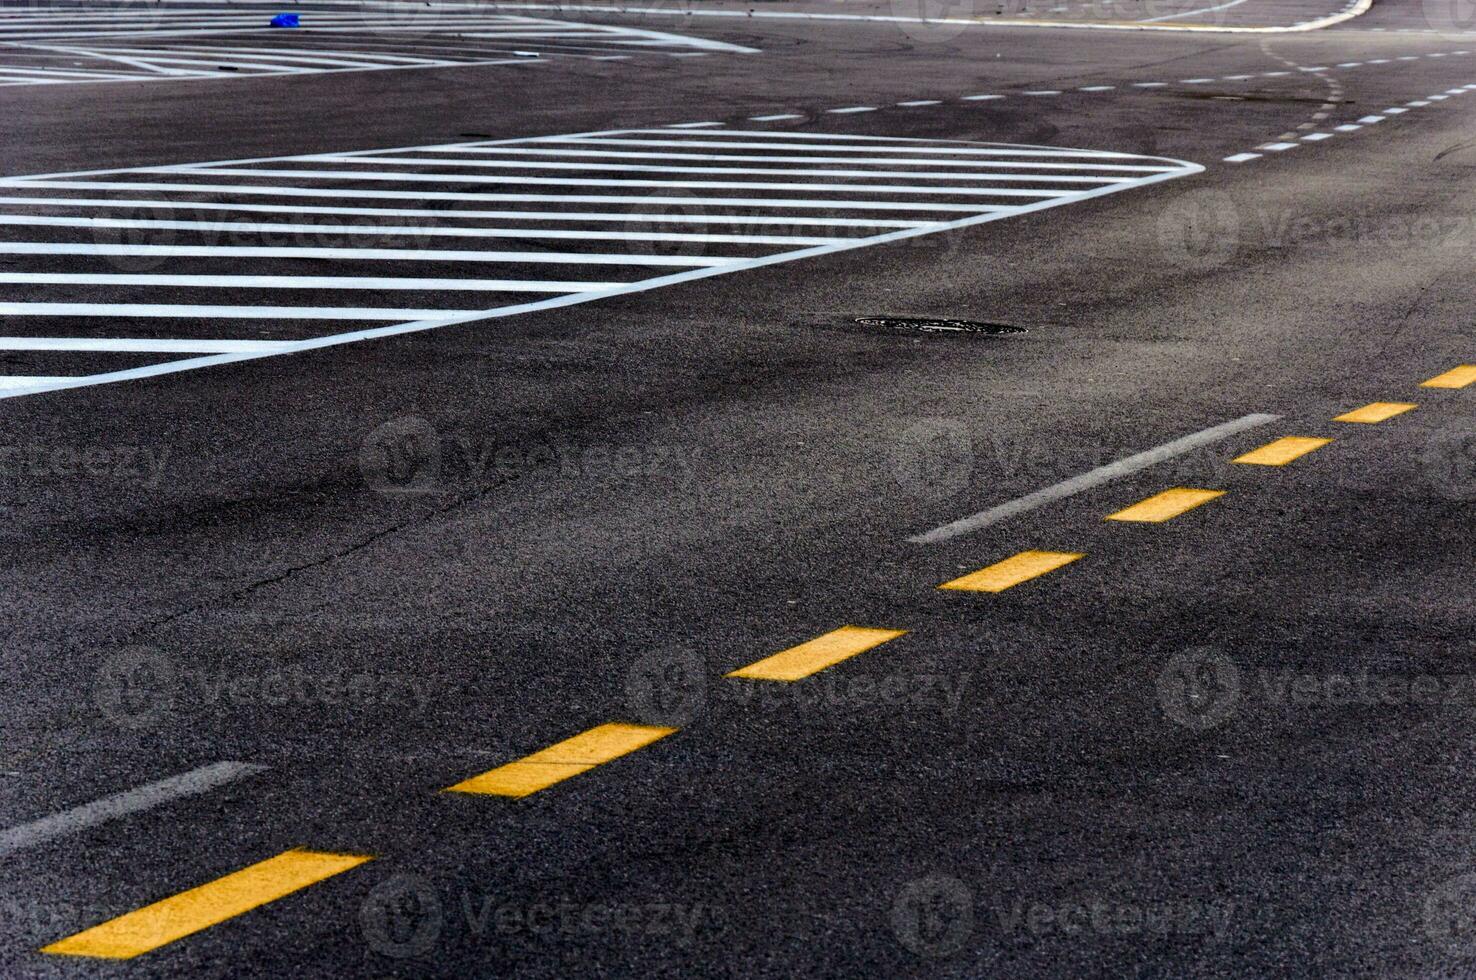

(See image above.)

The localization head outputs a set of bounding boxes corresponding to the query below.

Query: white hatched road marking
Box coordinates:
[0,5,756,85]
[0,126,1201,399]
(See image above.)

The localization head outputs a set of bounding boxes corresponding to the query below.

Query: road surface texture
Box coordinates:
[1,0,1475,976]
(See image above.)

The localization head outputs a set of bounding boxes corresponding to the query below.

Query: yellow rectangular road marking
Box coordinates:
[1422,365,1476,389]
[41,848,371,960]
[1335,402,1417,424]
[1233,436,1333,466]
[726,625,906,681]
[939,550,1083,593]
[446,722,676,798]
[1106,487,1225,523]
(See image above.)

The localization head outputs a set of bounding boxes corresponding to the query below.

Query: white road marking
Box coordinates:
[1223,152,1262,162]
[1260,142,1299,151]
[749,113,803,121]
[0,127,1202,399]
[907,414,1280,544]
[0,336,296,353]
[0,273,624,292]
[0,242,736,267]
[1333,124,1362,131]
[897,99,941,106]
[0,303,487,319]
[0,10,757,85]
[1301,132,1333,141]
[826,106,877,114]
[962,94,1002,100]
[1358,115,1385,123]
[0,197,926,227]
[0,762,266,858]
[0,214,843,246]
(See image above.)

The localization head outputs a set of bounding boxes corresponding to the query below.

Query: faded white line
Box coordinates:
[0,762,267,858]
[907,413,1280,544]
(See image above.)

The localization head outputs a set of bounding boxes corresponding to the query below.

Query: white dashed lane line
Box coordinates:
[1224,84,1476,161]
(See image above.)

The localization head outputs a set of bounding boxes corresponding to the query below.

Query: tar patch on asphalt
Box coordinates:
[849,316,1029,337]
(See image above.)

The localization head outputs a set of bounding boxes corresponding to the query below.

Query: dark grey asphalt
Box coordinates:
[1,0,1475,976]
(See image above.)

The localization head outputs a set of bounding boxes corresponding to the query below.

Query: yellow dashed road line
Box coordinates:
[1422,365,1476,389]
[1335,401,1417,424]
[1233,436,1333,466]
[1105,487,1225,523]
[940,549,1084,593]
[445,722,676,798]
[726,625,907,681]
[41,848,371,960]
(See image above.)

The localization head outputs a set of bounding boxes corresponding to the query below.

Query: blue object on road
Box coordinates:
[269,12,300,27]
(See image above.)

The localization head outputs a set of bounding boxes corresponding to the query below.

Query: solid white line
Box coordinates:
[907,413,1280,544]
[295,156,1126,182]
[0,273,618,292]
[403,147,1178,170]
[0,197,926,227]
[0,762,267,858]
[0,336,296,353]
[0,242,735,266]
[0,181,995,212]
[0,303,489,320]
[533,136,1150,157]
[0,215,843,246]
[142,167,1079,197]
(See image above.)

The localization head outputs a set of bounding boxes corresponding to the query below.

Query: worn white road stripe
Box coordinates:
[0,762,267,858]
[907,413,1280,544]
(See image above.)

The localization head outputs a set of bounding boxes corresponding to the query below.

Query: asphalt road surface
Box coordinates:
[2,0,1475,975]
